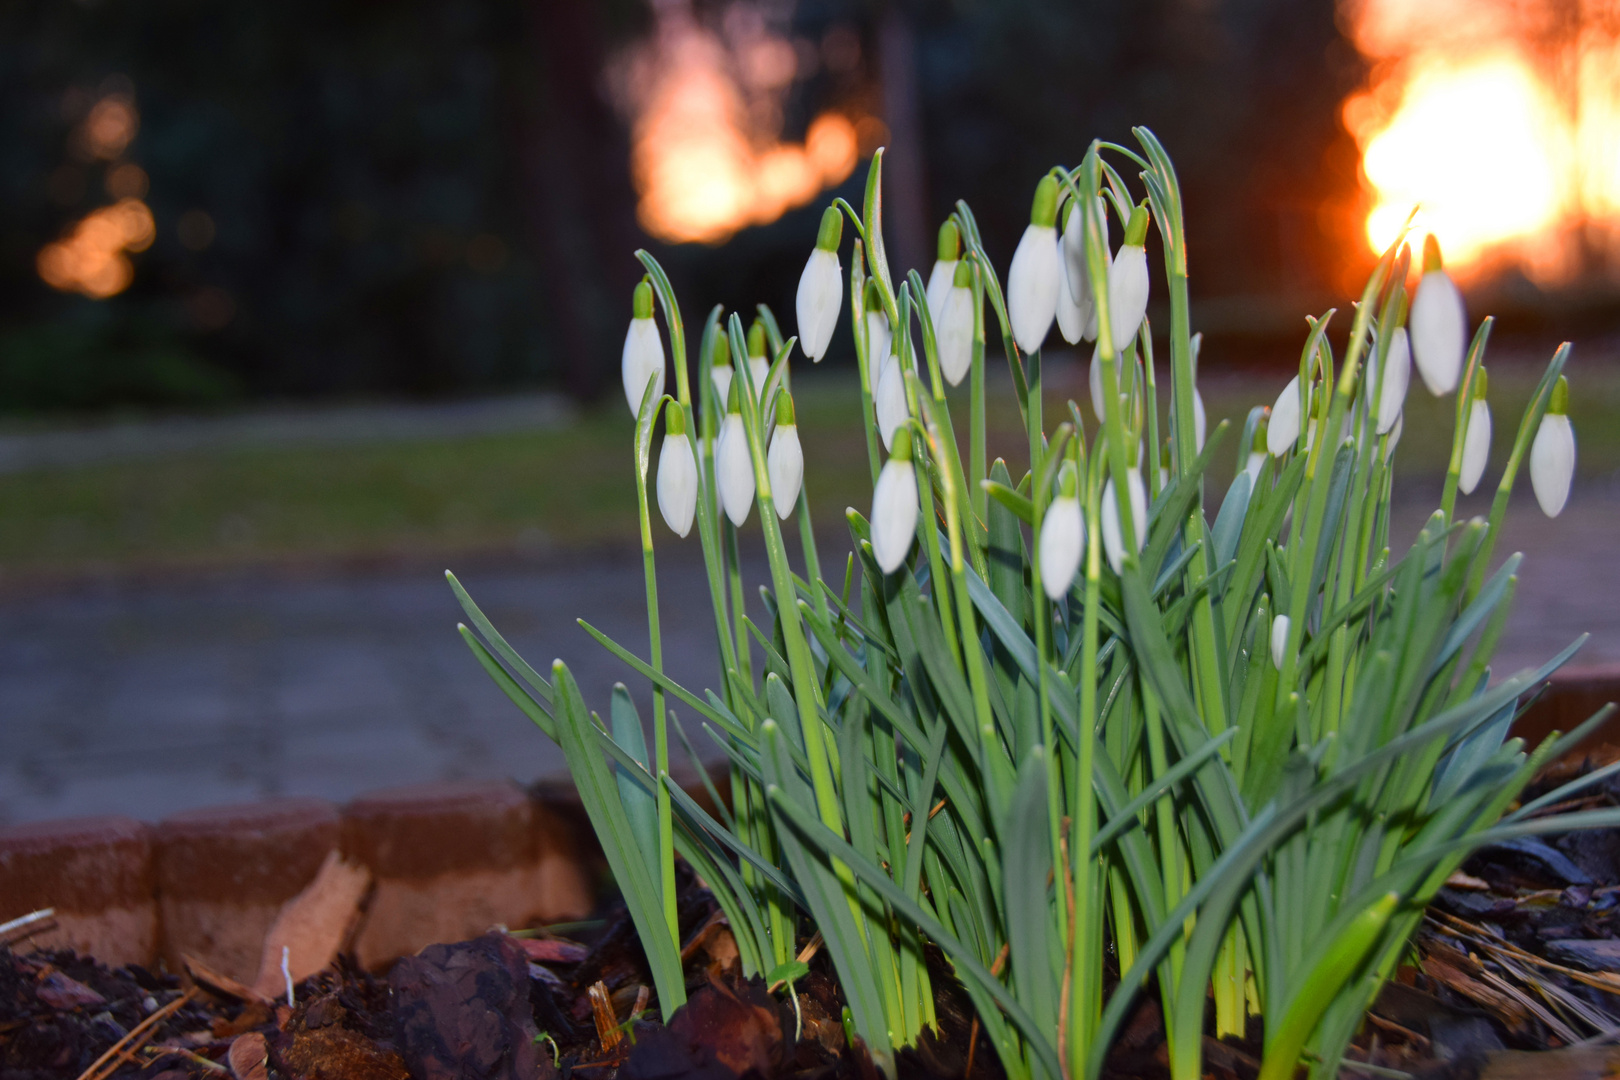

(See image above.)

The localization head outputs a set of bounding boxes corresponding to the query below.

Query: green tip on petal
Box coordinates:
[1423,233,1444,274]
[952,259,973,288]
[1030,175,1059,229]
[936,219,960,261]
[816,206,843,252]
[712,328,732,368]
[727,376,742,414]
[1549,374,1569,415]
[1123,202,1151,246]
[775,390,796,426]
[747,319,766,358]
[863,278,883,309]
[1252,418,1268,452]
[1057,459,1078,498]
[632,279,654,319]
[1473,368,1488,399]
[890,425,913,463]
[665,404,685,436]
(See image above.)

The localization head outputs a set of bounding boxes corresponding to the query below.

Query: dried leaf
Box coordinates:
[251,851,371,1001]
[228,1032,270,1080]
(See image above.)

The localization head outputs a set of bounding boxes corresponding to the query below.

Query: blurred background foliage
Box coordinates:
[0,0,1378,416]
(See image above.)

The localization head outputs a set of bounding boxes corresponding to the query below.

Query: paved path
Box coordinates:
[2,491,1615,827]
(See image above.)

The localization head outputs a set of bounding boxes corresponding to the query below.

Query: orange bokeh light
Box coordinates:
[1342,0,1620,284]
[37,198,155,299]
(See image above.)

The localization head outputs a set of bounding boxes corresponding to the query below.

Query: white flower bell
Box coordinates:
[1039,461,1085,600]
[1268,375,1304,456]
[622,280,666,416]
[1410,236,1466,396]
[1088,346,1132,422]
[1529,375,1575,518]
[767,392,804,519]
[715,383,755,527]
[1055,232,1087,346]
[795,207,843,362]
[1192,387,1207,453]
[937,260,975,386]
[656,407,698,538]
[871,427,919,573]
[1107,203,1151,351]
[1007,175,1061,354]
[875,354,909,451]
[709,329,733,408]
[1060,197,1103,342]
[1458,369,1492,495]
[863,281,891,395]
[1100,466,1147,573]
[925,220,960,326]
[1376,327,1411,435]
[1270,614,1290,669]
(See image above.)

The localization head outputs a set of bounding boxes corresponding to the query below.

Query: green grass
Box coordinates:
[1,361,1612,577]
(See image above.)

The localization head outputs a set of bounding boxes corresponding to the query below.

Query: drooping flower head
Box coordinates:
[656,405,698,538]
[937,259,975,386]
[746,318,773,406]
[1100,465,1147,573]
[767,391,804,520]
[1458,368,1492,496]
[716,378,755,527]
[1411,235,1466,396]
[1007,174,1061,354]
[710,326,734,408]
[925,219,960,326]
[796,207,843,362]
[1268,375,1305,456]
[1529,375,1575,518]
[862,279,891,396]
[1108,202,1151,352]
[1061,196,1104,342]
[871,426,919,573]
[1039,459,1085,600]
[622,279,666,416]
[1375,326,1411,435]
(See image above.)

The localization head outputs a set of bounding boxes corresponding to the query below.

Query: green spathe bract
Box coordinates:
[449,134,1613,1080]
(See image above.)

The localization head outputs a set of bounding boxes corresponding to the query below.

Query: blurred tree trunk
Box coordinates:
[879,4,930,280]
[521,3,640,402]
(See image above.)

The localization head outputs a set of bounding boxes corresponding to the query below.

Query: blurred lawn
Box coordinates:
[1,358,1614,578]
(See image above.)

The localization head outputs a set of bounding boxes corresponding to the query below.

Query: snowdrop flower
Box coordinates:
[767,392,803,519]
[745,320,772,403]
[1458,368,1492,495]
[1385,412,1404,462]
[1411,235,1466,396]
[656,407,698,538]
[1270,614,1290,669]
[1100,466,1147,573]
[875,353,909,451]
[862,281,891,395]
[1529,375,1575,518]
[1268,375,1303,456]
[871,427,919,573]
[1039,461,1085,600]
[1055,232,1087,345]
[925,220,960,326]
[1157,442,1171,493]
[937,261,975,386]
[1245,421,1267,483]
[622,280,665,416]
[1007,175,1061,354]
[710,329,733,408]
[1376,327,1411,435]
[796,207,843,362]
[1192,387,1207,452]
[1061,197,1103,341]
[1108,203,1151,351]
[1088,345,1132,422]
[715,383,755,527]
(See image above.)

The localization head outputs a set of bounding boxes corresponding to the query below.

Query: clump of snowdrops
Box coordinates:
[450,131,1614,1080]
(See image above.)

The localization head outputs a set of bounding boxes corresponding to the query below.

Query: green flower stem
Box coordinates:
[971,259,989,521]
[851,240,882,487]
[1438,319,1494,527]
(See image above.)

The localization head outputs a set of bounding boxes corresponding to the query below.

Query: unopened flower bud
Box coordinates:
[1061,198,1104,343]
[716,380,755,526]
[656,407,698,537]
[1270,614,1290,669]
[1107,202,1151,350]
[622,280,666,416]
[1039,461,1085,600]
[1100,466,1147,573]
[1458,369,1492,495]
[926,220,960,325]
[1007,175,1061,353]
[1529,375,1575,517]
[1376,327,1411,435]
[938,260,975,386]
[710,329,734,407]
[796,208,843,362]
[767,393,803,518]
[863,280,891,395]
[871,427,918,573]
[875,353,908,450]
[1268,375,1303,456]
[1411,235,1466,396]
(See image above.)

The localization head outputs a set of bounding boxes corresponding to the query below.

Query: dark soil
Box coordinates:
[3,757,1617,1080]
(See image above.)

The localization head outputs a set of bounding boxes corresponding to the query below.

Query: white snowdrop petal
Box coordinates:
[926,259,957,325]
[1270,614,1290,669]
[870,460,918,573]
[1375,328,1411,435]
[768,424,804,519]
[1268,376,1302,456]
[711,367,732,409]
[1245,451,1266,484]
[1108,244,1149,350]
[864,311,891,394]
[1055,235,1086,346]
[938,286,975,386]
[1193,388,1207,452]
[1099,468,1147,574]
[716,414,756,526]
[1458,399,1492,495]
[622,318,666,416]
[1411,270,1466,396]
[795,249,842,361]
[875,356,909,451]
[1089,347,1106,421]
[1038,496,1085,600]
[1529,413,1575,518]
[656,432,698,538]
[1007,224,1060,354]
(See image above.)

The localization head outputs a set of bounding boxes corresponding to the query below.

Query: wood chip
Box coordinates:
[183,954,270,1005]
[250,850,371,1001]
[227,1032,269,1080]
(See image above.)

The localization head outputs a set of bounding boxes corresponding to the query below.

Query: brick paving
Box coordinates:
[1,490,1614,828]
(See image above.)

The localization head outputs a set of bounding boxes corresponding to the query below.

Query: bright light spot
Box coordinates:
[611,2,863,245]
[1342,0,1620,283]
[37,199,155,299]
